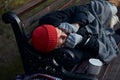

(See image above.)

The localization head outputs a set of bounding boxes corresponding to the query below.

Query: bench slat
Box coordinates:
[59,0,75,10]
[13,0,46,16]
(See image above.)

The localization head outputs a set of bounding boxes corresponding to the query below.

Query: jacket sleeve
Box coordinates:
[38,5,94,27]
[74,0,113,28]
[76,27,99,54]
[38,6,76,27]
[87,0,113,25]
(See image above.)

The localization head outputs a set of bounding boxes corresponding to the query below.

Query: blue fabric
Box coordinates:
[59,22,79,33]
[85,1,119,63]
[66,33,83,48]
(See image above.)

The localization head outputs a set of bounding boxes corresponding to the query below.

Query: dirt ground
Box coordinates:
[0,14,24,80]
[0,0,31,80]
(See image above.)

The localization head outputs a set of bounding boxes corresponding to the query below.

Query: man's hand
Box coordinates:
[65,33,83,48]
[111,15,119,28]
[108,0,120,7]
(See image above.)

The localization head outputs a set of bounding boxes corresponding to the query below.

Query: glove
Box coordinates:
[59,22,79,33]
[65,33,83,48]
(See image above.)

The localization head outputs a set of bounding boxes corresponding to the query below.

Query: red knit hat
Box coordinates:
[32,24,58,53]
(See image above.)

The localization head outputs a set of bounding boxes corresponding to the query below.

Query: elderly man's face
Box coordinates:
[55,28,68,48]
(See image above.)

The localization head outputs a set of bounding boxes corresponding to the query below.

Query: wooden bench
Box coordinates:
[3,0,119,80]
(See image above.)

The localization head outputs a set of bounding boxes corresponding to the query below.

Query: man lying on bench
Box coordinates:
[31,0,120,65]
